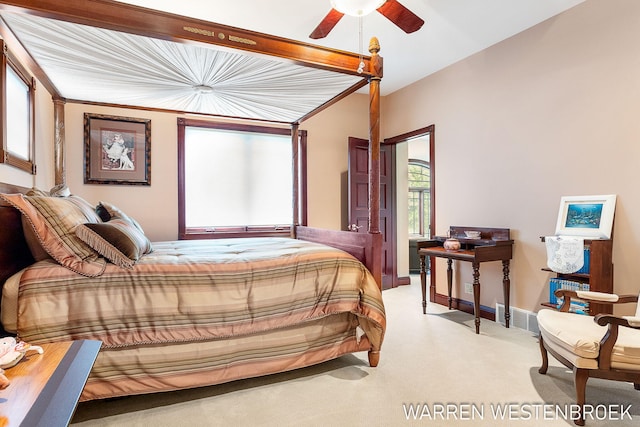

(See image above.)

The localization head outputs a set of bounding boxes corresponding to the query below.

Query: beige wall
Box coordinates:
[59,94,369,242]
[384,0,640,313]
[298,94,371,230]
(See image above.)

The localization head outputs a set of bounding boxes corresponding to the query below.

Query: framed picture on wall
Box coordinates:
[554,194,617,239]
[84,113,151,185]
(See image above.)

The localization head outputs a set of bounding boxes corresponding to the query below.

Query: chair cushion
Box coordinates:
[538,308,640,371]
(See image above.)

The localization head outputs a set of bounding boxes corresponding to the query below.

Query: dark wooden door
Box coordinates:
[348,137,396,289]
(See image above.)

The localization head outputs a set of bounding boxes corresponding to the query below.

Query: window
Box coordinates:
[178,118,306,239]
[408,160,430,237]
[1,40,36,173]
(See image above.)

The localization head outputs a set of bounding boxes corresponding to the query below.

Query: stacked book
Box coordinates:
[575,248,590,274]
[549,278,590,315]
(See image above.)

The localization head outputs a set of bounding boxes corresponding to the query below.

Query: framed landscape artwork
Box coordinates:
[84,113,151,185]
[554,194,616,239]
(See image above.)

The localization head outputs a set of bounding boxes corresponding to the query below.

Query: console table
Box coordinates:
[0,339,101,427]
[418,226,514,334]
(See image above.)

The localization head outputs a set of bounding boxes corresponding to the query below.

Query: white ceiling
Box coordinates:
[114,0,585,95]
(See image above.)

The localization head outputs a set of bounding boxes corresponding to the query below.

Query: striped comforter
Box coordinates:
[15,238,386,399]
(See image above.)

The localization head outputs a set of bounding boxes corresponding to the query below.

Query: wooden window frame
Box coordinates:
[0,40,36,174]
[177,118,307,240]
[408,159,430,238]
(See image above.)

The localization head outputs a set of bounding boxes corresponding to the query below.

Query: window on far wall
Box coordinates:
[408,160,430,238]
[0,40,36,174]
[178,119,306,239]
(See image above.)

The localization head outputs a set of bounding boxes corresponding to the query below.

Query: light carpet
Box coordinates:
[72,277,639,426]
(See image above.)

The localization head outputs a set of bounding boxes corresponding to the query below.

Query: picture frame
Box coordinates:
[84,113,151,185]
[555,194,617,239]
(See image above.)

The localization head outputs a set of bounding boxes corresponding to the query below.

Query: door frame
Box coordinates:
[384,125,436,296]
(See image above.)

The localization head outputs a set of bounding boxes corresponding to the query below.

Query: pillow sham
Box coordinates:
[76,218,152,269]
[0,193,106,277]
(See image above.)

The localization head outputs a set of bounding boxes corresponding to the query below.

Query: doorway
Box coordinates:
[384,125,435,290]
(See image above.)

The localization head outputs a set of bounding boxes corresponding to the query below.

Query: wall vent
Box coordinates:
[496,303,539,335]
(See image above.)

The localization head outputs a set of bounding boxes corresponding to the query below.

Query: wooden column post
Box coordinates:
[53,97,66,186]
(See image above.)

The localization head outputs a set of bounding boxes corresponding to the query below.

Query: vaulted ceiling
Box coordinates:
[0,0,586,123]
[115,0,586,95]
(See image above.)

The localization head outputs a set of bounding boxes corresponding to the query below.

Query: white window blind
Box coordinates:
[6,65,30,160]
[184,127,293,228]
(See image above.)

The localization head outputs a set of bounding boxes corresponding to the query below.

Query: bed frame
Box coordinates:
[0,0,384,287]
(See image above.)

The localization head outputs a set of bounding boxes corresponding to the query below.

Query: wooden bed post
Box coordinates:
[53,97,66,186]
[368,37,383,288]
[291,123,300,236]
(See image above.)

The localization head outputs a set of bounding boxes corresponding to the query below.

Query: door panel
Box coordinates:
[348,137,397,289]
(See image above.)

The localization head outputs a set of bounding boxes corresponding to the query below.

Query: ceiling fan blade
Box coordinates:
[309,9,345,39]
[377,0,424,34]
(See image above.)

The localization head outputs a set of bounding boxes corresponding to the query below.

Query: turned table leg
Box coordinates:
[447,258,453,310]
[472,262,481,334]
[420,254,427,314]
[502,260,511,328]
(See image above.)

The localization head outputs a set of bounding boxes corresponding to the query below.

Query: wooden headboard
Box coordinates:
[0,183,34,294]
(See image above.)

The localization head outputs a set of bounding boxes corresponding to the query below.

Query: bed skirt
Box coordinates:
[83,312,370,401]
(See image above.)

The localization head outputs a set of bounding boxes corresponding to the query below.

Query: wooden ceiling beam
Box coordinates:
[0,0,375,78]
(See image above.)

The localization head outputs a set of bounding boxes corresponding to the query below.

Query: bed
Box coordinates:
[0,185,385,400]
[0,0,387,401]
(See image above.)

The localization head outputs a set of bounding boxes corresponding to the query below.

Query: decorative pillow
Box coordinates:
[76,218,153,269]
[96,201,145,233]
[0,193,106,277]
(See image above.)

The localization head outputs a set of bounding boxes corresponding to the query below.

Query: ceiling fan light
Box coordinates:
[330,0,387,17]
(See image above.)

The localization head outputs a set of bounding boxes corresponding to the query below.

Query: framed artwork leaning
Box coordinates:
[84,113,151,185]
[554,194,616,239]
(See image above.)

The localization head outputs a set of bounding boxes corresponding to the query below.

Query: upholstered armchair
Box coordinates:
[537,289,640,426]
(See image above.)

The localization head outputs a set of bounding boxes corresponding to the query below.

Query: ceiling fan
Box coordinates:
[309,0,424,39]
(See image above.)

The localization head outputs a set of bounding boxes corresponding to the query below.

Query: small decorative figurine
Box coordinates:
[0,336,44,370]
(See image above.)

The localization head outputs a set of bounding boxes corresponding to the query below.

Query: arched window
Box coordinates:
[408,159,430,237]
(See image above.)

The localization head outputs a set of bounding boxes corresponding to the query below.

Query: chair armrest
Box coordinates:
[554,290,638,312]
[595,314,640,329]
[593,314,640,329]
[593,314,640,370]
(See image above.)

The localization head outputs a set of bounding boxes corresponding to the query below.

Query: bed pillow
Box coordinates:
[96,201,145,233]
[0,193,106,276]
[21,215,53,261]
[20,191,100,262]
[76,218,153,269]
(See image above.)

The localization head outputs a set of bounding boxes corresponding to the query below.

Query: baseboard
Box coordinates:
[397,276,411,286]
